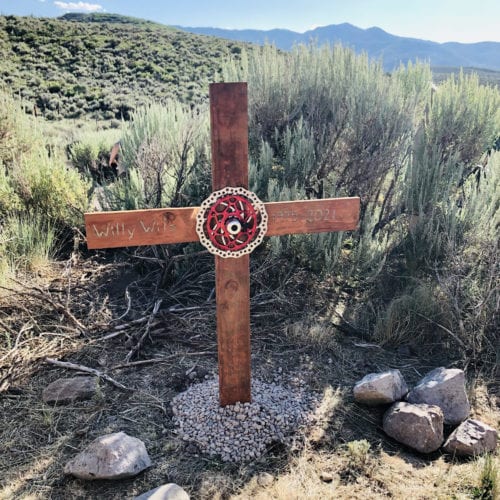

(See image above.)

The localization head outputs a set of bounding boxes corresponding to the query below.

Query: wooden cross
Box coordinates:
[84,82,360,406]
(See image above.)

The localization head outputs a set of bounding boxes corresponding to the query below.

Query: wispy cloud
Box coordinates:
[54,1,104,12]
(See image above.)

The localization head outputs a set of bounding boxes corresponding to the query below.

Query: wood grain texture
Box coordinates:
[209,82,249,190]
[265,197,360,236]
[84,207,199,249]
[210,82,251,405]
[215,255,251,406]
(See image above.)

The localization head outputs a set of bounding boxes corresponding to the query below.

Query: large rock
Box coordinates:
[43,376,97,404]
[135,484,190,500]
[64,431,151,479]
[354,370,408,405]
[407,367,470,425]
[443,419,498,456]
[383,402,444,453]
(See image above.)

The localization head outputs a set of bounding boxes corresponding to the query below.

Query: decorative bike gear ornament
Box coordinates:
[196,187,268,258]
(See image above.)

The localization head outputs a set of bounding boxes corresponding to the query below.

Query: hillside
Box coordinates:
[1,15,498,124]
[0,15,247,121]
[178,22,500,71]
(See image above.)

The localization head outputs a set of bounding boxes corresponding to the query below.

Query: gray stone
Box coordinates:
[257,472,274,487]
[319,471,334,483]
[443,419,498,456]
[407,367,470,425]
[43,377,97,404]
[64,431,151,479]
[353,370,408,405]
[383,402,444,453]
[135,484,190,500]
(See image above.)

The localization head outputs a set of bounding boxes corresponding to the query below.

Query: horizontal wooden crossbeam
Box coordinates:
[265,198,360,236]
[84,207,199,249]
[84,197,360,249]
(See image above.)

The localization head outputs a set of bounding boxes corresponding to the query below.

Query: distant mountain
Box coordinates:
[177,23,500,71]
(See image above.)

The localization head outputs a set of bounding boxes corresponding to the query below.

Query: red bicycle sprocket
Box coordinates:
[196,187,268,258]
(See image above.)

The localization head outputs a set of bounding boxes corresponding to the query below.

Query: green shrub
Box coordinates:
[17,149,89,226]
[0,162,22,213]
[373,283,453,347]
[109,100,211,210]
[0,90,35,167]
[0,90,90,282]
[67,128,120,176]
[402,72,500,267]
[223,46,500,365]
[223,44,430,272]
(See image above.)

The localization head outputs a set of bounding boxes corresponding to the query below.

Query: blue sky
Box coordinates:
[1,0,499,43]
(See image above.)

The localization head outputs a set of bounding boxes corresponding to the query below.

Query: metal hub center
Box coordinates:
[196,187,268,258]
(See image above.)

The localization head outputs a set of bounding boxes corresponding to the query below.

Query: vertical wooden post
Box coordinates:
[209,82,251,406]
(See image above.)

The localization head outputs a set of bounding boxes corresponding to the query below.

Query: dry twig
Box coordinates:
[45,357,131,391]
[1,280,86,333]
[125,299,163,362]
[108,351,215,371]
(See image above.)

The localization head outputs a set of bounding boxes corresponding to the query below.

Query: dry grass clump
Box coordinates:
[284,320,340,351]
[0,261,114,393]
[231,447,500,500]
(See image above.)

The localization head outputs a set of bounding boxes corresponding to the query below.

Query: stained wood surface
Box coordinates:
[209,82,249,190]
[215,255,251,406]
[265,197,360,236]
[84,207,199,249]
[210,82,251,405]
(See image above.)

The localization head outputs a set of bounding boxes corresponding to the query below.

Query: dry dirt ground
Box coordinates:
[0,255,498,499]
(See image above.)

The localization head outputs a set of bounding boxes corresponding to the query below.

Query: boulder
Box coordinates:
[353,369,408,405]
[383,402,444,453]
[407,367,470,425]
[64,431,151,479]
[443,419,498,456]
[43,377,97,404]
[135,484,190,500]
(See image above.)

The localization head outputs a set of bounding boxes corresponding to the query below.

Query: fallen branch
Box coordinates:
[413,312,466,349]
[101,302,214,341]
[125,299,163,362]
[45,357,131,391]
[108,351,215,371]
[110,287,133,324]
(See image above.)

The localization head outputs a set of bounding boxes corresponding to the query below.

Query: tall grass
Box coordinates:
[0,211,58,273]
[0,90,90,282]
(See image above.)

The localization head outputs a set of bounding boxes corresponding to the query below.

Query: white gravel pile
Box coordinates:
[171,378,318,462]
